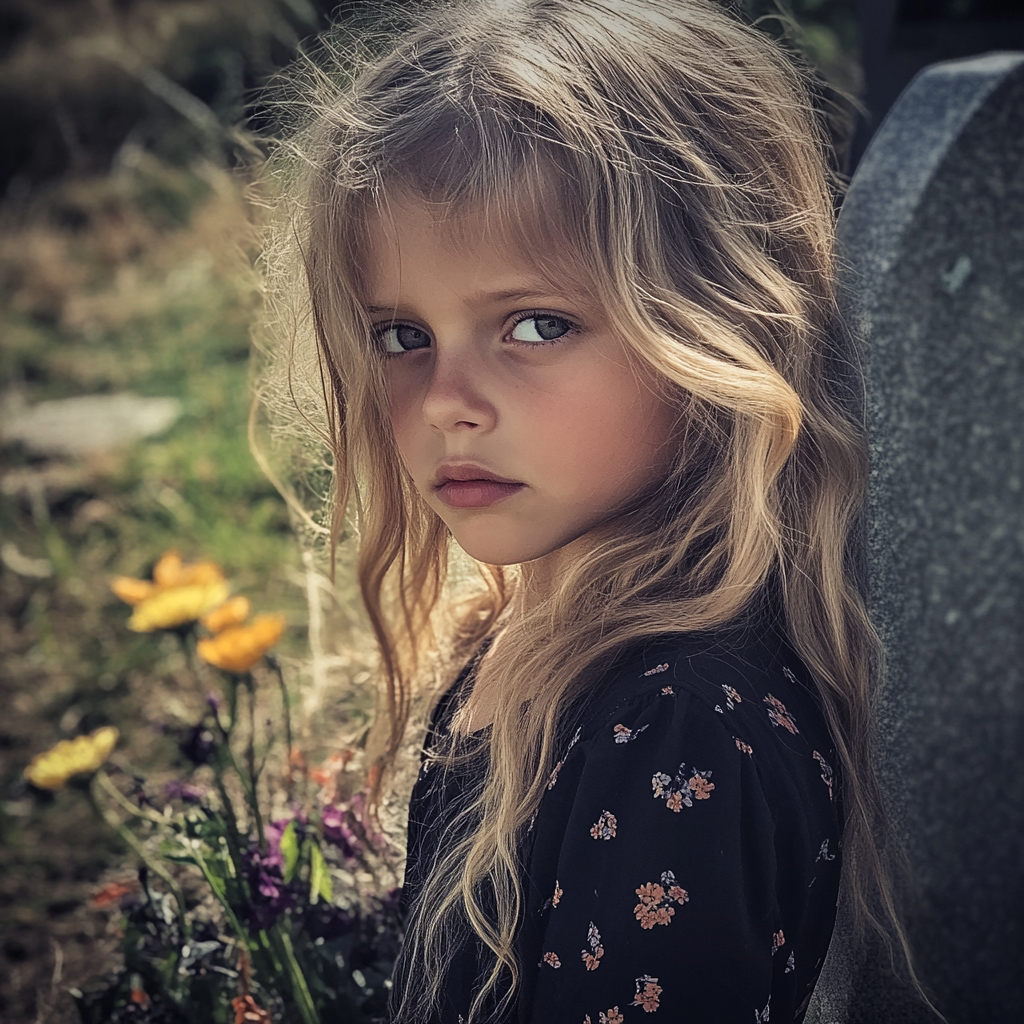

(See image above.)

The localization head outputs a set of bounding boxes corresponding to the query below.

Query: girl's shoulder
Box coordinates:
[566,622,838,779]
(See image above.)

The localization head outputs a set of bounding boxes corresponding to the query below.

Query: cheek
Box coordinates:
[385,377,420,457]
[541,371,677,496]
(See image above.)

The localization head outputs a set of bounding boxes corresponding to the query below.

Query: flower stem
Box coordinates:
[88,773,191,940]
[265,653,294,800]
[189,845,250,945]
[241,673,266,849]
[269,925,321,1024]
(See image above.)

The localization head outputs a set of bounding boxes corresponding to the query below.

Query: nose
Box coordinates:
[420,341,497,434]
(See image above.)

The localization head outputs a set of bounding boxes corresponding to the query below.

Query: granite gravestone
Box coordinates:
[807,51,1024,1024]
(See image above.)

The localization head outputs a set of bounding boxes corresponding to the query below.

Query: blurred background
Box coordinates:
[0,1,1011,1021]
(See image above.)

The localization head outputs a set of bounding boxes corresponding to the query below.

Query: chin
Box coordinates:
[451,532,558,567]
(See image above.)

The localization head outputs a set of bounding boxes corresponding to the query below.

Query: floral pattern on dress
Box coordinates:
[772,929,785,954]
[734,737,753,755]
[542,951,561,968]
[548,727,583,790]
[634,870,689,928]
[652,762,714,810]
[660,685,674,695]
[755,996,771,1023]
[542,879,563,912]
[581,921,605,970]
[643,663,669,677]
[599,1010,623,1024]
[764,693,799,734]
[721,684,743,709]
[816,838,835,862]
[613,723,649,744]
[812,750,834,800]
[590,810,618,840]
[785,951,795,973]
[631,975,662,1013]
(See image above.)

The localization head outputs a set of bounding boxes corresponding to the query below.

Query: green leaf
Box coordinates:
[309,843,333,905]
[280,820,300,883]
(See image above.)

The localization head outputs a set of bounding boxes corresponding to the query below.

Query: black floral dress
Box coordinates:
[394,624,843,1024]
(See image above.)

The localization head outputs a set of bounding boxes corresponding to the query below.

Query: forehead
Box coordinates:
[356,188,598,306]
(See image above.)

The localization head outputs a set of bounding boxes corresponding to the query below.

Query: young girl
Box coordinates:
[263,0,913,1020]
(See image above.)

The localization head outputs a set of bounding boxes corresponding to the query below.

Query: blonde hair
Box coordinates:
[258,0,924,1019]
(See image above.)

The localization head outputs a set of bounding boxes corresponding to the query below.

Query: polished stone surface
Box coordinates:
[807,51,1024,1024]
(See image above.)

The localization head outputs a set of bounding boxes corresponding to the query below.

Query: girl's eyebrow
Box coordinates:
[364,285,574,316]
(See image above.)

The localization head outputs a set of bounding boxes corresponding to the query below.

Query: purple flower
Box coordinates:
[240,815,307,930]
[241,844,293,929]
[320,795,388,860]
[320,804,362,859]
[164,780,207,804]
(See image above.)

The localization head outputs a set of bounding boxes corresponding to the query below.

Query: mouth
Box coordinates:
[433,463,525,510]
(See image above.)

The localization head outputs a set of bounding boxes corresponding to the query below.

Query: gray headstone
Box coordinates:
[807,52,1024,1024]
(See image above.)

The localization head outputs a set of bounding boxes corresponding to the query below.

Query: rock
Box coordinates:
[808,52,1024,1024]
[0,392,181,457]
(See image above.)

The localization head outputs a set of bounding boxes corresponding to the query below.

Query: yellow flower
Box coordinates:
[153,551,224,589]
[201,595,251,633]
[128,580,231,632]
[197,614,286,673]
[25,726,119,790]
[110,575,157,606]
[111,548,231,631]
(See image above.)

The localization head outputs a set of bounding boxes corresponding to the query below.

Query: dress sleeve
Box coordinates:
[523,687,778,1024]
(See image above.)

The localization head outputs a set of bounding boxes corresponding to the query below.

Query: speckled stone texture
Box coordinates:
[806,52,1024,1024]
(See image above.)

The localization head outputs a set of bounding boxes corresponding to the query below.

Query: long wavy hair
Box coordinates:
[258,1,923,1019]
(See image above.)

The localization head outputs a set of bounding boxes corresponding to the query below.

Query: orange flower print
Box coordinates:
[590,810,617,840]
[643,663,669,676]
[581,921,604,970]
[764,693,799,734]
[613,722,649,744]
[599,1010,624,1024]
[631,975,662,1013]
[689,774,715,799]
[720,684,743,709]
[652,763,713,811]
[734,737,753,755]
[634,871,689,928]
[813,750,834,800]
[772,929,785,954]
[543,879,563,911]
[542,951,561,968]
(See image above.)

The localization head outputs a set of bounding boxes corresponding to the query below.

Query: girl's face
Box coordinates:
[363,196,680,568]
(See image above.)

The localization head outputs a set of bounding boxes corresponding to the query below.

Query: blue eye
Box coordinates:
[509,315,574,343]
[377,323,431,353]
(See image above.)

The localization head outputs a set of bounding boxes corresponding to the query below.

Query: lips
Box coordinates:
[433,463,525,510]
